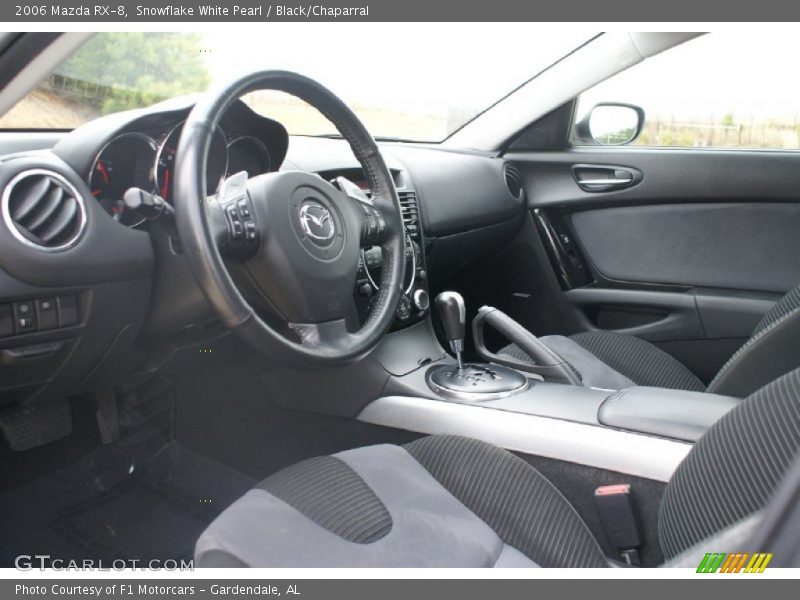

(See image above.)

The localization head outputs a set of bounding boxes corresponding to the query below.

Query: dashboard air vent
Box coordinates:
[398,190,419,228]
[2,169,87,251]
[503,163,524,201]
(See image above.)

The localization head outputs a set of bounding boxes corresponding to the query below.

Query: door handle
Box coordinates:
[572,164,641,192]
[576,177,632,187]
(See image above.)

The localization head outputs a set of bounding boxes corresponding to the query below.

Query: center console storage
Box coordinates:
[597,386,738,442]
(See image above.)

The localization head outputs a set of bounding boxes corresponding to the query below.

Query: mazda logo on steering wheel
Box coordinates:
[299,201,335,242]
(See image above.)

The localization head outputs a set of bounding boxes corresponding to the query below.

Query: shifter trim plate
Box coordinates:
[426,363,529,401]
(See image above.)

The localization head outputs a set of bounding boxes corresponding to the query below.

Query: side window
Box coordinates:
[572,33,800,150]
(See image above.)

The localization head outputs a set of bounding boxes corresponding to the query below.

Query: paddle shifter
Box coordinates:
[428,291,528,401]
[435,291,466,370]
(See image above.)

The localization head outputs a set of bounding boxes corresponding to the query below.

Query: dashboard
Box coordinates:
[0,98,525,408]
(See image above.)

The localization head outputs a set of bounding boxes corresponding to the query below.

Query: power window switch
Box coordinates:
[57,295,79,327]
[36,298,58,331]
[13,301,37,333]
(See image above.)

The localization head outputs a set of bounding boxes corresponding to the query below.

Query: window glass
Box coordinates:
[574,33,800,149]
[0,29,593,142]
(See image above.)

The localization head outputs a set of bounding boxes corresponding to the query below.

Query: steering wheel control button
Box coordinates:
[222,199,256,245]
[217,172,258,250]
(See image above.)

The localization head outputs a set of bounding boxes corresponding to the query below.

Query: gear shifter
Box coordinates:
[435,291,466,369]
[428,291,528,401]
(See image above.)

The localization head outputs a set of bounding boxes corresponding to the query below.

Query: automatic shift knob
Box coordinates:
[435,291,466,368]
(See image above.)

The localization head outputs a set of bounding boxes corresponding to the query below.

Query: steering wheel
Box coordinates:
[173,71,406,369]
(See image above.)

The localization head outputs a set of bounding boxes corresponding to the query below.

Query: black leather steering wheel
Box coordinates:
[173,71,406,368]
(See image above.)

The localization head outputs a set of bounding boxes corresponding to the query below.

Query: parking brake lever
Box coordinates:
[472,306,581,385]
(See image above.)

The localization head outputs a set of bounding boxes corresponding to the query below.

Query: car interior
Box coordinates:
[1,31,800,569]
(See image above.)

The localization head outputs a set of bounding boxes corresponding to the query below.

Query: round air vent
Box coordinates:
[503,163,524,202]
[1,169,87,251]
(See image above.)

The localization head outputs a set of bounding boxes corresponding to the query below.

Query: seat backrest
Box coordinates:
[751,285,800,339]
[658,367,800,560]
[707,284,800,397]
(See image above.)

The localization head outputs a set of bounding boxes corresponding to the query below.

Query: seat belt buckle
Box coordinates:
[594,484,642,566]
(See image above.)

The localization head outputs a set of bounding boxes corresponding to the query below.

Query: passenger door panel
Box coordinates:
[570,202,800,293]
[506,148,800,381]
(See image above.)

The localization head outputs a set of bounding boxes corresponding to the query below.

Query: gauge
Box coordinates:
[226,135,271,178]
[89,132,157,227]
[156,122,228,202]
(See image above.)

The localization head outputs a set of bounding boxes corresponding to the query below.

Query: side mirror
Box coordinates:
[575,103,645,146]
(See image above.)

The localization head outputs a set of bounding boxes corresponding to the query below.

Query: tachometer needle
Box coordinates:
[161,169,170,199]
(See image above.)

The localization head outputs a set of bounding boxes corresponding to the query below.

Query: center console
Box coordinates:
[357,290,741,483]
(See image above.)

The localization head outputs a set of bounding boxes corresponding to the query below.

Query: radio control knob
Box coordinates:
[412,289,430,312]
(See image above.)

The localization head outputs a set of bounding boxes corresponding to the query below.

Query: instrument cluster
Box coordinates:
[88,112,281,227]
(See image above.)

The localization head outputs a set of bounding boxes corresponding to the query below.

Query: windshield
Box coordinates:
[0,28,593,142]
